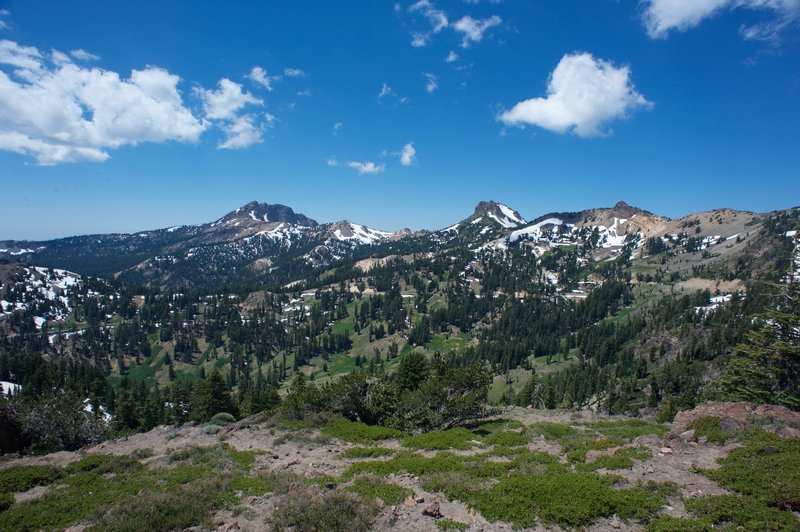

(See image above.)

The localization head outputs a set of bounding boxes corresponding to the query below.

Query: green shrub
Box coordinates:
[92,476,227,531]
[268,490,376,532]
[346,475,412,505]
[341,447,395,459]
[0,465,61,494]
[684,495,798,531]
[578,446,652,471]
[476,419,525,433]
[437,518,469,530]
[0,492,13,513]
[203,424,222,435]
[702,436,800,511]
[469,469,667,528]
[401,428,479,450]
[323,417,404,443]
[527,422,580,442]
[65,454,142,475]
[229,474,276,497]
[210,412,236,425]
[689,416,729,443]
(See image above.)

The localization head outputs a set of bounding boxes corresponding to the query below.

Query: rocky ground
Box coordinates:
[2,403,799,531]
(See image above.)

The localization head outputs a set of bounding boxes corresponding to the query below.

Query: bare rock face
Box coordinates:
[669,402,800,440]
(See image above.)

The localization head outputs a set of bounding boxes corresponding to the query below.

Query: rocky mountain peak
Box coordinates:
[221,201,318,228]
[473,201,526,228]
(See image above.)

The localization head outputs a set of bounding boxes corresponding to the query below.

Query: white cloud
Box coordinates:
[197,78,266,148]
[247,66,280,91]
[326,157,339,166]
[498,52,651,137]
[333,122,343,135]
[410,1,449,32]
[400,142,416,165]
[453,15,502,47]
[219,114,263,150]
[284,67,307,78]
[0,21,7,31]
[70,49,99,62]
[0,40,207,165]
[641,0,800,40]
[347,160,385,174]
[445,50,459,62]
[424,72,438,93]
[408,0,449,46]
[0,40,43,70]
[198,78,262,120]
[378,83,394,99]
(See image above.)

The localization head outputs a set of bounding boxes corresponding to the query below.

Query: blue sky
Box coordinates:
[0,0,799,239]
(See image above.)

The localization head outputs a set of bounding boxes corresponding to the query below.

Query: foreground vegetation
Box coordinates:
[1,411,797,530]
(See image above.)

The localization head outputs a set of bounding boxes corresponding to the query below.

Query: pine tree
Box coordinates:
[722,280,800,409]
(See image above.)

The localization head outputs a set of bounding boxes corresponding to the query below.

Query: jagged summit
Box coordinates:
[608,200,657,219]
[218,201,318,228]
[472,201,527,228]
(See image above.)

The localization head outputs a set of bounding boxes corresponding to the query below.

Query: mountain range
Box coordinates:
[0,199,783,289]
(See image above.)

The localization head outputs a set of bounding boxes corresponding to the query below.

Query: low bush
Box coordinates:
[0,492,13,513]
[323,417,404,443]
[702,435,800,511]
[577,446,652,471]
[684,494,798,531]
[476,419,525,433]
[65,454,142,475]
[0,465,61,494]
[401,428,478,451]
[689,416,729,443]
[437,518,469,530]
[203,424,222,435]
[268,490,376,532]
[210,412,236,425]
[341,447,395,459]
[346,475,412,505]
[92,476,227,531]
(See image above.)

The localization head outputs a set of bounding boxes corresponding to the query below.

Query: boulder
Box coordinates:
[422,501,443,518]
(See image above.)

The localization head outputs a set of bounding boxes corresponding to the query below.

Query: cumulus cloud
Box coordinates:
[0,39,281,163]
[333,122,343,135]
[326,157,339,166]
[197,78,265,148]
[453,15,502,47]
[445,50,459,62]
[197,78,262,120]
[498,52,651,137]
[0,39,206,164]
[400,142,416,165]
[218,115,263,150]
[641,0,800,41]
[347,160,385,174]
[424,72,438,93]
